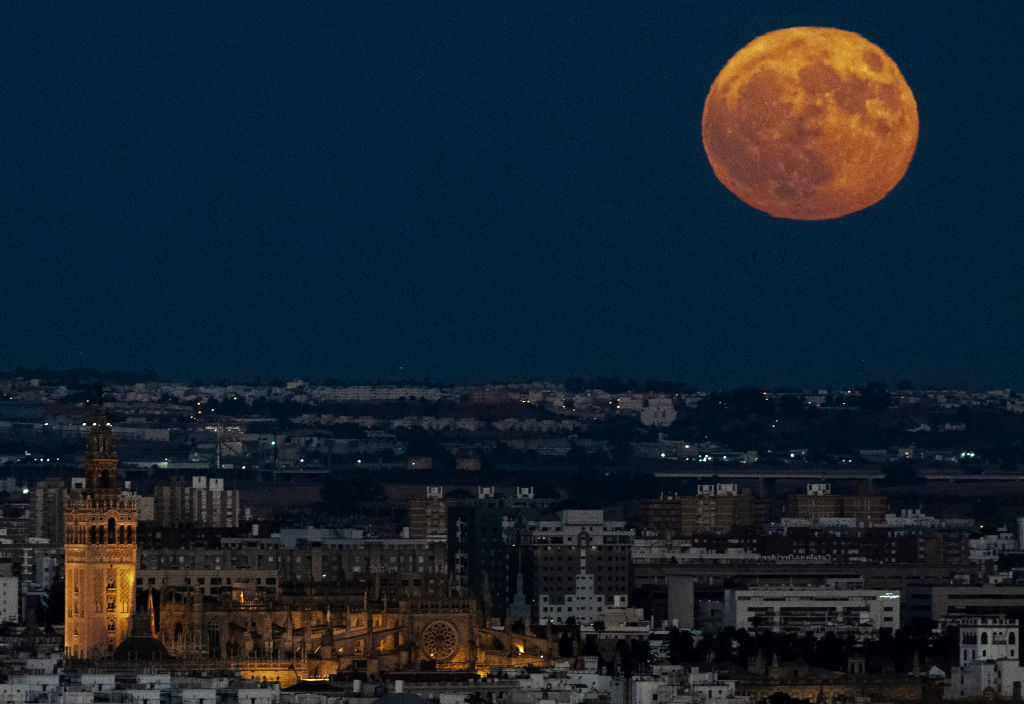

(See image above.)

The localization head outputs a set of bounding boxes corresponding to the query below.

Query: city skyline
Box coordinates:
[2,2,1022,388]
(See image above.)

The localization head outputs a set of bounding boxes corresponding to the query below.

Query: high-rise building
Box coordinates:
[528,509,633,625]
[0,575,18,623]
[786,483,886,525]
[31,477,66,544]
[447,487,551,620]
[64,401,138,659]
[643,484,757,538]
[153,476,240,528]
[409,486,448,539]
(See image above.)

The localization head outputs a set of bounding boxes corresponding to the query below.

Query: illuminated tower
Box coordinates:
[64,398,138,659]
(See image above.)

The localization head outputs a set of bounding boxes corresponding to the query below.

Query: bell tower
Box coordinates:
[64,392,138,659]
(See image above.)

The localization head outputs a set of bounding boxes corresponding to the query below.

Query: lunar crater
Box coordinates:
[862,50,884,72]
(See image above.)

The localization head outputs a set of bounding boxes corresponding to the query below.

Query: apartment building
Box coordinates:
[529,509,633,624]
[153,476,240,529]
[644,484,757,538]
[786,483,886,526]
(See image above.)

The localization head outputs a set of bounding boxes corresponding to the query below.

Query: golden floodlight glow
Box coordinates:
[702,27,918,220]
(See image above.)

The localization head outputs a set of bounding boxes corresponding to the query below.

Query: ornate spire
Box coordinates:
[85,407,117,460]
[84,387,118,494]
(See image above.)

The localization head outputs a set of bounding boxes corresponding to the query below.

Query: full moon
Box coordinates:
[701,27,918,220]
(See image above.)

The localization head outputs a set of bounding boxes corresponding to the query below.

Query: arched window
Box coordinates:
[118,525,125,543]
[126,525,134,543]
[981,632,989,645]
[1011,632,1017,645]
[208,623,221,658]
[98,525,105,543]
[108,518,116,544]
[90,526,97,544]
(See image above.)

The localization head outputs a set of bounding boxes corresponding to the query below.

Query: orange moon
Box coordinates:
[701,27,918,220]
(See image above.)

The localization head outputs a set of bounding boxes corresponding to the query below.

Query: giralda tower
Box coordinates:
[64,395,138,658]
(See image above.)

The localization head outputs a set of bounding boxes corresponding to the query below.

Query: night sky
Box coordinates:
[2,2,1022,388]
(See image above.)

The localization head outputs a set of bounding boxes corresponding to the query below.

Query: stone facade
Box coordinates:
[64,403,138,659]
[148,591,553,681]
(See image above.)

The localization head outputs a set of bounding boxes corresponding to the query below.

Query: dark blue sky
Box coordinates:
[2,2,1022,388]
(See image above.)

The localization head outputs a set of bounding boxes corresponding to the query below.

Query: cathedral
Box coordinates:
[60,401,558,674]
[64,400,138,659]
[147,588,554,680]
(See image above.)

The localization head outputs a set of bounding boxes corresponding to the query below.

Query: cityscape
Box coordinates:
[3,373,1024,703]
[3,1,1023,704]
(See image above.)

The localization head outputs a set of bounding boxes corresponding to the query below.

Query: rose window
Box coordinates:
[421,620,459,661]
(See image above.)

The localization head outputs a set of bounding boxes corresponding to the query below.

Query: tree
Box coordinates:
[777,395,804,418]
[558,630,574,657]
[631,639,652,673]
[318,473,387,516]
[767,693,814,704]
[644,380,695,394]
[858,381,891,410]
[880,459,925,486]
[695,632,716,662]
[813,632,848,670]
[43,575,64,626]
[714,627,738,662]
[668,627,694,664]
[616,639,635,676]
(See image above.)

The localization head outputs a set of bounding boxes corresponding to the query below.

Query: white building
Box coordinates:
[530,510,633,626]
[958,615,1019,664]
[640,397,677,427]
[1,674,279,704]
[724,585,899,637]
[948,616,1024,699]
[0,576,18,623]
[626,668,751,704]
[537,573,616,625]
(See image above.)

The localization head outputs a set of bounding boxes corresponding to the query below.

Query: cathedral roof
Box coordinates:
[112,635,171,661]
